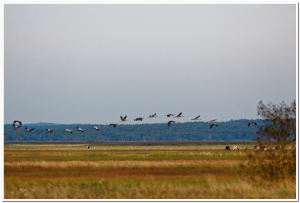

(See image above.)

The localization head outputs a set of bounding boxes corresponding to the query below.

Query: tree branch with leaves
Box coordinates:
[240,100,296,184]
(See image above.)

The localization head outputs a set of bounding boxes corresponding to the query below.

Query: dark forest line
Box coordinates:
[4,119,262,142]
[4,141,256,145]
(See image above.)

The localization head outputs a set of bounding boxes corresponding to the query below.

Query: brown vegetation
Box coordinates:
[4,143,296,199]
[240,100,296,185]
[5,177,295,199]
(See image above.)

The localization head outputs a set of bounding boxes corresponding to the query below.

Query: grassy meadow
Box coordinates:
[4,142,296,199]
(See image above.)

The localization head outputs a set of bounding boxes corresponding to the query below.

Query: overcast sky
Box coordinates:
[4,3,296,124]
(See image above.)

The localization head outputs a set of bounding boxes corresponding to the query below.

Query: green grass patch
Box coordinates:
[80,153,110,157]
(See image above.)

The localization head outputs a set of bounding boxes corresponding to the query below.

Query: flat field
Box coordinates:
[4,142,296,199]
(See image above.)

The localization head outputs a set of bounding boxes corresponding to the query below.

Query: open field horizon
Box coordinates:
[4,143,296,199]
[4,3,296,199]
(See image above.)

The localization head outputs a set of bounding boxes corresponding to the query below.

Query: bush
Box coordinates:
[240,100,296,184]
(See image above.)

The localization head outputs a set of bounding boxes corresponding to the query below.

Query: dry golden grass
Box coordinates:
[4,159,240,169]
[4,144,296,199]
[4,177,295,199]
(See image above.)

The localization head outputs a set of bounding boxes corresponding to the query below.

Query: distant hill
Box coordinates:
[4,119,263,142]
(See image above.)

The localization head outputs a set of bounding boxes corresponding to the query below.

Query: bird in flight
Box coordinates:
[109,123,117,128]
[148,113,157,118]
[134,117,144,121]
[13,124,21,130]
[12,120,22,130]
[13,120,22,126]
[120,115,129,122]
[248,122,257,127]
[209,119,217,122]
[64,129,73,134]
[174,112,184,118]
[77,127,85,132]
[165,114,175,117]
[25,127,34,132]
[168,121,176,126]
[91,126,100,131]
[45,129,53,133]
[210,124,218,129]
[13,125,21,130]
[192,115,201,120]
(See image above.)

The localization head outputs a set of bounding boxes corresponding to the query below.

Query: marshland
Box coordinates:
[4,142,296,199]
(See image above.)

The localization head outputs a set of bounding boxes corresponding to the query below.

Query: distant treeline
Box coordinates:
[4,141,257,146]
[4,119,262,142]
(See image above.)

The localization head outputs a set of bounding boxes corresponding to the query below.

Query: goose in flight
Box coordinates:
[174,112,184,118]
[165,114,175,117]
[134,117,144,121]
[109,123,117,128]
[210,124,218,129]
[209,119,217,122]
[13,120,22,130]
[25,127,34,132]
[120,115,129,122]
[168,121,176,126]
[13,124,21,130]
[148,113,157,118]
[91,126,100,131]
[45,129,53,133]
[13,120,22,126]
[77,126,85,132]
[64,129,73,134]
[192,115,201,120]
[248,122,257,127]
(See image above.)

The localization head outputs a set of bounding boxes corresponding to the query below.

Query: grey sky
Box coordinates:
[4,4,296,124]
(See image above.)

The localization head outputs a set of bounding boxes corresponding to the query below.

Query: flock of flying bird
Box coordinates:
[11,112,258,134]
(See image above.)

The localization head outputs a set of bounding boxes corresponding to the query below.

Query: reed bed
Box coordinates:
[5,159,240,169]
[4,177,295,199]
[4,144,296,199]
